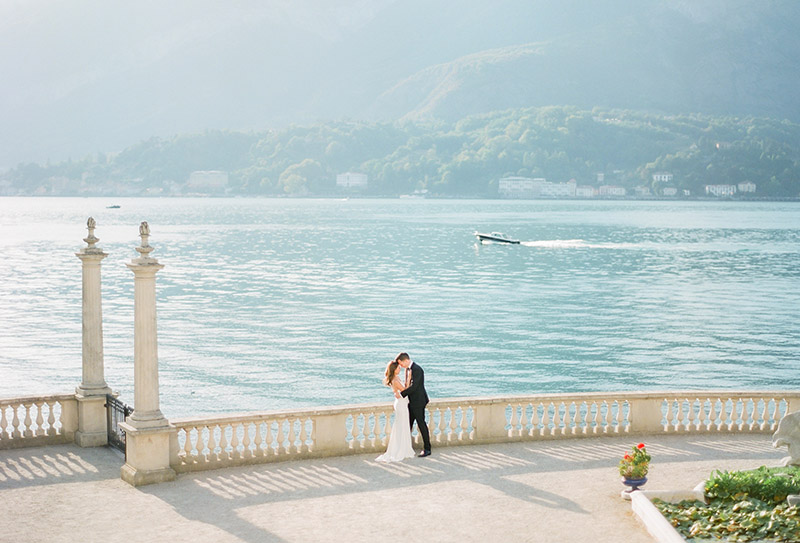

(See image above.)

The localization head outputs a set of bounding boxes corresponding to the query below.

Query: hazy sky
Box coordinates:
[1,0,796,168]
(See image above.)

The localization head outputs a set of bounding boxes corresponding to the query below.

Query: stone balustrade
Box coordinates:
[0,394,78,450]
[169,390,800,473]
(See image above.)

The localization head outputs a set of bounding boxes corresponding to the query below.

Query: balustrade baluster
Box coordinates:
[300,418,311,454]
[182,427,194,462]
[34,401,45,437]
[11,404,21,439]
[207,424,218,462]
[218,424,230,460]
[0,405,8,440]
[728,398,738,431]
[551,402,562,436]
[565,402,576,435]
[539,402,550,436]
[683,398,691,431]
[197,425,209,461]
[739,398,749,431]
[241,422,253,458]
[707,399,717,432]
[447,408,456,443]
[745,398,755,431]
[346,415,355,450]
[23,403,33,438]
[230,423,242,459]
[276,419,287,455]
[45,401,56,436]
[253,421,264,457]
[583,402,592,435]
[529,403,540,437]
[613,401,622,433]
[758,399,769,431]
[509,404,520,438]
[460,406,470,441]
[591,402,600,434]
[770,399,781,431]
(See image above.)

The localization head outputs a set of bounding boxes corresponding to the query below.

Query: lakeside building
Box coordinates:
[662,187,678,196]
[634,186,651,197]
[597,185,627,197]
[705,184,737,197]
[738,181,757,193]
[498,177,576,198]
[336,172,368,189]
[652,172,674,183]
[575,185,595,198]
[187,171,228,193]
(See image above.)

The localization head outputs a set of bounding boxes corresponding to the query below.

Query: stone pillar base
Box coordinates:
[75,393,111,448]
[119,421,176,487]
[75,430,109,447]
[120,464,176,486]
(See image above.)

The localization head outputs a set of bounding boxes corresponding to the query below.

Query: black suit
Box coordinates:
[400,362,431,452]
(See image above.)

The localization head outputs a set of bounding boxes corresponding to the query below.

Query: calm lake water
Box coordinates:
[1,197,799,418]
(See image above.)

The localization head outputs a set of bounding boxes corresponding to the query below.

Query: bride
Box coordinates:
[375,357,416,462]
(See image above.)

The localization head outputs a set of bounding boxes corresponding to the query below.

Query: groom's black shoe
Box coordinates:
[417,450,431,457]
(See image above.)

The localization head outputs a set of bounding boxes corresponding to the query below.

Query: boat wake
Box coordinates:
[520,239,635,249]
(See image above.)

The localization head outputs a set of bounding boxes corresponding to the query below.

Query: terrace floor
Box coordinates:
[0,432,786,543]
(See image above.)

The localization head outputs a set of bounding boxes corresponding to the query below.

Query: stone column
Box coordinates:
[74,218,112,447]
[120,222,176,486]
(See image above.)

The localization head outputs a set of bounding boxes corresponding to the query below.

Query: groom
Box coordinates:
[397,352,431,457]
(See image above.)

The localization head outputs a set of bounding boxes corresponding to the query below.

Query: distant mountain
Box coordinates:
[1,0,799,167]
[370,1,800,122]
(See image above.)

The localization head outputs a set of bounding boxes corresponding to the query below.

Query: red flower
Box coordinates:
[637,443,645,449]
[624,453,631,460]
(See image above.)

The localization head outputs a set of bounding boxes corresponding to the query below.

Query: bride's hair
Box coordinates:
[383,360,399,386]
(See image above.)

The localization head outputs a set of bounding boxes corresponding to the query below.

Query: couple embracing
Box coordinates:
[376,352,431,462]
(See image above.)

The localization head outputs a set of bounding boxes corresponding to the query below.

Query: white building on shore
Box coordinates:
[705,184,737,197]
[597,185,627,197]
[498,177,576,198]
[737,181,756,193]
[652,172,674,183]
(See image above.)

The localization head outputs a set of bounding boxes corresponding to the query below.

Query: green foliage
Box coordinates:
[6,108,800,197]
[705,466,800,505]
[655,499,800,542]
[654,467,800,542]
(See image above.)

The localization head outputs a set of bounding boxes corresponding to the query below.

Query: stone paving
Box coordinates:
[0,433,786,543]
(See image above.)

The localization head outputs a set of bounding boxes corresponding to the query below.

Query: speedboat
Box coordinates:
[474,231,521,244]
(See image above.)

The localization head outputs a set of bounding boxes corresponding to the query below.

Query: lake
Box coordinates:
[1,197,799,418]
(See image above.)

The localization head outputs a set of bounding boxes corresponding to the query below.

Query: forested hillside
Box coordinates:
[5,107,799,198]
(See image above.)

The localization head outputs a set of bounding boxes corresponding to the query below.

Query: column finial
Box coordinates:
[134,221,156,261]
[84,217,99,249]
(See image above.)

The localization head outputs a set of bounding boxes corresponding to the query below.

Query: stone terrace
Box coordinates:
[0,432,786,543]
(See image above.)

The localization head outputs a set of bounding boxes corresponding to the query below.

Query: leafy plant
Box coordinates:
[618,442,651,479]
[654,466,800,542]
[706,466,800,505]
[655,498,800,542]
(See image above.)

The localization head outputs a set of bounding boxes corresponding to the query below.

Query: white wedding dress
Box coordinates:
[375,387,416,463]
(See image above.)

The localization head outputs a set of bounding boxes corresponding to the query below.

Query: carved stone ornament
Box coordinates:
[773,411,800,466]
[84,217,99,249]
[135,221,155,259]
